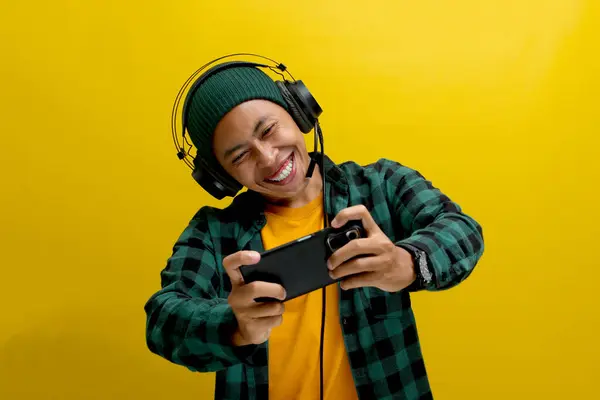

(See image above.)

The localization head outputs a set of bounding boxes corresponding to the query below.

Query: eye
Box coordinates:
[262,123,277,138]
[232,151,249,165]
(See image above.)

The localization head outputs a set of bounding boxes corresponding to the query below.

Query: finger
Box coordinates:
[329,255,377,280]
[242,315,283,344]
[247,302,285,319]
[330,204,380,233]
[252,315,284,331]
[222,251,260,286]
[340,271,379,291]
[241,281,287,302]
[327,238,380,270]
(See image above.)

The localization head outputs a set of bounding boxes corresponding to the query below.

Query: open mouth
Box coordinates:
[265,153,294,183]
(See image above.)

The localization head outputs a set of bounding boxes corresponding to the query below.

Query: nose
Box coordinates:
[255,142,277,168]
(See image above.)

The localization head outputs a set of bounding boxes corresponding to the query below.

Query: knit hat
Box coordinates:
[185,66,289,172]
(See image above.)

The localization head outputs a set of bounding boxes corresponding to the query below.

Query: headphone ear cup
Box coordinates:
[192,157,242,200]
[287,80,323,123]
[276,81,314,133]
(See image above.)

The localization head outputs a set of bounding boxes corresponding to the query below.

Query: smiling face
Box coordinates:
[212,99,321,207]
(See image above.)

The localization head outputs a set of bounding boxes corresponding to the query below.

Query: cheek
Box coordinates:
[215,157,243,184]
[281,131,306,150]
[231,163,259,186]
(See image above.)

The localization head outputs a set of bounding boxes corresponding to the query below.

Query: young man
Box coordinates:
[144,62,485,400]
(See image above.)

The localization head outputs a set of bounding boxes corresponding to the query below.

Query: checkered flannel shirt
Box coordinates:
[144,155,485,400]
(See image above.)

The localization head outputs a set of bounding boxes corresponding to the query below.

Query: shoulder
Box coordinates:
[174,205,220,249]
[336,157,419,186]
[185,190,260,235]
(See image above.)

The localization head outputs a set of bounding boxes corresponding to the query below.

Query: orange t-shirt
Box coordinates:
[261,193,359,400]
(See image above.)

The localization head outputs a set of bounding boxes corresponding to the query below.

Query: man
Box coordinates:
[144,60,485,400]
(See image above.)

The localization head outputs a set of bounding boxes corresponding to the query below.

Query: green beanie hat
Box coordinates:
[185,66,289,172]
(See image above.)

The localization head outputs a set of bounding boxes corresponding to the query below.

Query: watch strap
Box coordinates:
[398,243,433,289]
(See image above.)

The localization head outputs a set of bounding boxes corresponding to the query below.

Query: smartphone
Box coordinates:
[239,220,366,302]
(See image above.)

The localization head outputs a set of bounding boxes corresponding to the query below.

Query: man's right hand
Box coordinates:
[222,250,287,346]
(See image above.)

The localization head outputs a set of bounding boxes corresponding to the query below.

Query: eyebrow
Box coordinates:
[223,115,269,160]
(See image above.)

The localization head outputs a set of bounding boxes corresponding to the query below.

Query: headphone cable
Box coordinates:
[317,121,326,400]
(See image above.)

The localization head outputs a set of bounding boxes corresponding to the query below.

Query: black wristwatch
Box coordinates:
[399,244,433,289]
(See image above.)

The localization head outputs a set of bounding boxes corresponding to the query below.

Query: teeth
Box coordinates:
[268,156,293,182]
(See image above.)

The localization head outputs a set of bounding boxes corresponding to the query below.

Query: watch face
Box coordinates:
[416,251,433,283]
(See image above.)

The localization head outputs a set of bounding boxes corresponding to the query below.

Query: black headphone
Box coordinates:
[171,53,324,200]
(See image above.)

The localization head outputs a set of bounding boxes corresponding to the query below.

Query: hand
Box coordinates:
[222,250,287,346]
[327,205,416,292]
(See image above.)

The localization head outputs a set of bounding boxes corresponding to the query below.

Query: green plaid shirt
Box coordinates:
[144,155,484,400]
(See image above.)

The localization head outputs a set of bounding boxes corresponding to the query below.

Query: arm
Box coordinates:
[380,159,485,291]
[144,210,261,372]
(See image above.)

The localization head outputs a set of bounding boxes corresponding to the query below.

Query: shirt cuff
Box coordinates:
[208,302,265,366]
[395,240,435,291]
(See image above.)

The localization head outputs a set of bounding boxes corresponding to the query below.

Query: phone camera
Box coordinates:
[346,230,360,240]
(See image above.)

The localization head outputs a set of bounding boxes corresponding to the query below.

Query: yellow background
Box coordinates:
[1,0,598,399]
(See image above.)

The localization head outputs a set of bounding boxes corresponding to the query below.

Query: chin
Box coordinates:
[259,179,308,202]
[246,149,313,198]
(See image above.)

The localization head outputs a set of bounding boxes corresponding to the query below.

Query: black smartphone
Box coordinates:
[239,220,366,302]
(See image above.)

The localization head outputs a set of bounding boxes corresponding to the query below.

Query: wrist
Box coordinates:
[397,243,433,289]
[395,245,417,283]
[231,329,250,347]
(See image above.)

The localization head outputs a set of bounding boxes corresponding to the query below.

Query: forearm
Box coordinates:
[382,159,484,290]
[397,209,484,290]
[144,289,262,372]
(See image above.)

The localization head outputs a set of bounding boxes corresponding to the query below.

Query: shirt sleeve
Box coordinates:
[144,209,263,372]
[378,159,485,291]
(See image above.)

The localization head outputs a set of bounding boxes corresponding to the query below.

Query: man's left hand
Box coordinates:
[328,205,416,292]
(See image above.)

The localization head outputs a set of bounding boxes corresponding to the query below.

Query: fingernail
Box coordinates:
[327,261,332,270]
